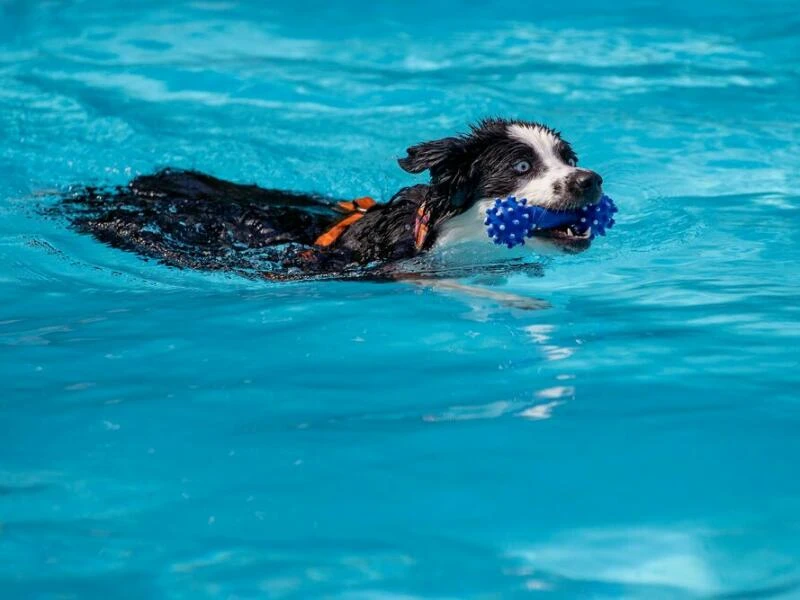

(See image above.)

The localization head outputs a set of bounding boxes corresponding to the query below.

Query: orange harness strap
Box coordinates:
[314,196,432,251]
[314,197,377,247]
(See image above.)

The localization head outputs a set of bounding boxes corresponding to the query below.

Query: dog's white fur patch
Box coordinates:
[434,202,494,246]
[507,123,576,209]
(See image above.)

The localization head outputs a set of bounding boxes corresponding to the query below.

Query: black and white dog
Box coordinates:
[61,118,603,281]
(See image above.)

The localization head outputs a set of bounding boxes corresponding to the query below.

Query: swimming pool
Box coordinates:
[2,0,799,597]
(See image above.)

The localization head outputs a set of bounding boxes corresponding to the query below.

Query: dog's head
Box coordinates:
[398,118,603,246]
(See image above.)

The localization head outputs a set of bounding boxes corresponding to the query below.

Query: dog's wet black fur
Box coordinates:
[60,169,438,280]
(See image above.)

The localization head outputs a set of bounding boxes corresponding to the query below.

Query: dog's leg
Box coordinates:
[397,275,550,311]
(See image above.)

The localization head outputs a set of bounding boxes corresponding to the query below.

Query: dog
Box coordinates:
[60,117,603,284]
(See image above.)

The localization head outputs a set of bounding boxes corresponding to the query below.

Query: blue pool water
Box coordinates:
[2,0,800,597]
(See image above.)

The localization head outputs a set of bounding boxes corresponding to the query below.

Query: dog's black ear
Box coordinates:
[398,133,485,210]
[397,137,467,174]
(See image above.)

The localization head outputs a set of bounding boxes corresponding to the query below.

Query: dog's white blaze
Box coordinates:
[507,123,575,209]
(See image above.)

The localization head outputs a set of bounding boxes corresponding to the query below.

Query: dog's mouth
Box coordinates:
[531,222,593,241]
[527,192,608,244]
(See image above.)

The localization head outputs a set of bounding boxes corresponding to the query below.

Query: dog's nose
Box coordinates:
[575,170,603,192]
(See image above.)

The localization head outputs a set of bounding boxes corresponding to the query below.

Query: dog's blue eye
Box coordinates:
[513,160,531,173]
[567,157,577,167]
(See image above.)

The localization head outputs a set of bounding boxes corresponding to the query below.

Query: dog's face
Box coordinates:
[398,118,603,247]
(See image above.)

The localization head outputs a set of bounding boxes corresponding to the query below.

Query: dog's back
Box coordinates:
[60,169,344,275]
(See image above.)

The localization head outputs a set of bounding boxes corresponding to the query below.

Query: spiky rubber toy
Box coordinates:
[485,195,617,248]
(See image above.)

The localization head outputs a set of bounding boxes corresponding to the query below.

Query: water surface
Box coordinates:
[1,1,799,598]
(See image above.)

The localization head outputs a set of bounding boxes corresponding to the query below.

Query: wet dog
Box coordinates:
[60,118,603,281]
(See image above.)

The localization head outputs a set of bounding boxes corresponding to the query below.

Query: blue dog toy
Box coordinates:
[485,195,617,248]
